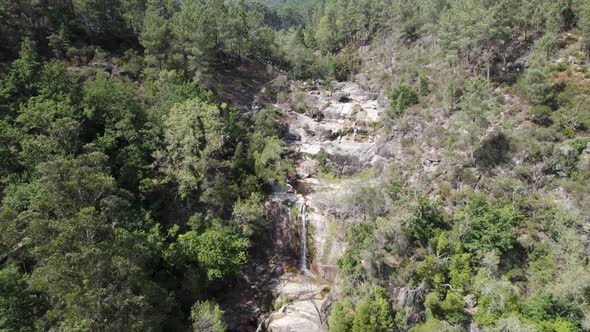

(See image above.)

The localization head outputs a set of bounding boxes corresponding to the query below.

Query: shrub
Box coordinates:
[401,195,449,247]
[409,318,458,332]
[337,222,373,279]
[566,138,590,155]
[330,55,357,82]
[556,84,579,109]
[548,61,571,73]
[352,287,395,332]
[291,91,308,113]
[390,84,418,117]
[529,105,553,126]
[472,274,519,327]
[454,193,516,256]
[519,293,553,321]
[329,298,355,332]
[474,132,511,170]
[553,106,590,137]
[425,291,466,324]
[190,301,226,332]
[419,76,430,96]
[316,148,330,174]
[523,68,555,107]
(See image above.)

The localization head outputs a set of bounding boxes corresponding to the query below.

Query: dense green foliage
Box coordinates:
[390,85,419,117]
[0,2,295,329]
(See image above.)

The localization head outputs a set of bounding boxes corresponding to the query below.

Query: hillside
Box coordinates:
[1,1,590,332]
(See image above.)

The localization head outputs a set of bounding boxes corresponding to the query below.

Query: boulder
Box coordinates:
[332,92,352,103]
[297,159,319,179]
[284,132,301,143]
[369,155,388,170]
[395,287,425,308]
[327,153,363,176]
[464,294,477,309]
[312,263,338,282]
[559,144,576,159]
[569,55,583,66]
[579,153,590,172]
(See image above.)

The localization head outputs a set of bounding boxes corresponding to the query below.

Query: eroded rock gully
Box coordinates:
[250,80,396,331]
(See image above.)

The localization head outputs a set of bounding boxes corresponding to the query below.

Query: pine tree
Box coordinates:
[140,0,171,72]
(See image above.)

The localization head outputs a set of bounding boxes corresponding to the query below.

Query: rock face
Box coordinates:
[297,159,319,179]
[282,81,391,176]
[276,80,395,282]
[393,286,426,325]
[267,198,301,259]
[255,80,396,331]
[396,287,422,307]
[264,274,330,332]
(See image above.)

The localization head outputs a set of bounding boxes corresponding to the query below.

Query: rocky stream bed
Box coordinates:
[251,80,396,331]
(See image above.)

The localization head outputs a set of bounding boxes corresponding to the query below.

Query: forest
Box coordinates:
[1,0,590,331]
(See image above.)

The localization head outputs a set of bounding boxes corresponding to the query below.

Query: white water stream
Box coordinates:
[255,201,311,331]
[300,203,309,275]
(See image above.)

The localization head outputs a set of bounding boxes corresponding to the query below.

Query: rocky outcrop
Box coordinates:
[265,274,330,332]
[395,287,424,308]
[255,79,394,331]
[267,197,302,259]
[393,286,427,326]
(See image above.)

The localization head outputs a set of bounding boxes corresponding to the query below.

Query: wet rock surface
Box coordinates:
[225,80,396,332]
[265,274,331,332]
[254,80,395,331]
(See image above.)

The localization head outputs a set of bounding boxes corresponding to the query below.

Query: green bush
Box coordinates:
[329,54,358,82]
[401,195,448,247]
[518,292,584,332]
[565,138,590,155]
[474,132,511,170]
[556,84,579,109]
[330,287,396,332]
[337,222,373,279]
[352,287,396,332]
[529,105,553,126]
[190,301,226,332]
[553,106,590,137]
[548,61,571,73]
[409,318,460,332]
[425,291,466,324]
[520,293,553,321]
[523,68,555,107]
[454,193,516,256]
[329,298,355,332]
[419,76,430,96]
[390,84,418,117]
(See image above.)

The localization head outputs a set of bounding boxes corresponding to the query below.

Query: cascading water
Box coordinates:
[300,202,309,275]
[255,202,310,331]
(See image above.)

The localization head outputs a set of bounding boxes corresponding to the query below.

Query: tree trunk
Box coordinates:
[486,45,491,82]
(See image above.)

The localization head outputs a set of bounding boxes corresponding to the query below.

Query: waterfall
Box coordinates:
[300,203,309,275]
